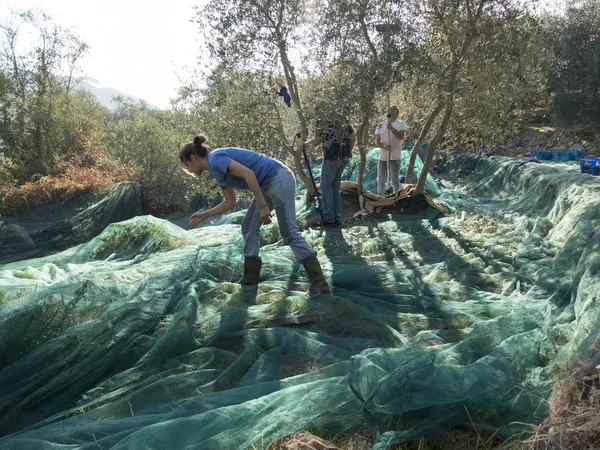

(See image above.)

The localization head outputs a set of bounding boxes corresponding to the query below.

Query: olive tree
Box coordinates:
[403,0,536,194]
[195,0,316,193]
[311,0,413,195]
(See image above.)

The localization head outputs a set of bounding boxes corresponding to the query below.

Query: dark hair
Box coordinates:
[179,135,210,163]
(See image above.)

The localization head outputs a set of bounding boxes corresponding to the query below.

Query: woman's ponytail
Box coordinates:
[192,135,209,157]
[180,134,210,164]
[192,135,209,156]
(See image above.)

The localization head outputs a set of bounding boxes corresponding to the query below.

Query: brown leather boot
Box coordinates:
[301,254,329,295]
[238,256,262,285]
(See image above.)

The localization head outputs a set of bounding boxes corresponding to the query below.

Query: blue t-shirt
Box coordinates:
[207,148,281,190]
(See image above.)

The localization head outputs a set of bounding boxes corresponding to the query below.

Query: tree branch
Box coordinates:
[405,101,443,184]
[415,95,454,194]
[358,11,378,63]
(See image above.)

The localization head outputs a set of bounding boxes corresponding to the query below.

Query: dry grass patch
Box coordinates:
[524,360,600,450]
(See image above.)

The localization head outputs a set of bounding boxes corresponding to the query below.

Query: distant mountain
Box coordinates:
[75,79,158,110]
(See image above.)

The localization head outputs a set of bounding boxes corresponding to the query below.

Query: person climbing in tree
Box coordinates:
[271,78,292,107]
[180,135,329,295]
[303,108,355,227]
[375,105,408,195]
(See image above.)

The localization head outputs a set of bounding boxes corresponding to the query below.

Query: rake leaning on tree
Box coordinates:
[180,135,329,295]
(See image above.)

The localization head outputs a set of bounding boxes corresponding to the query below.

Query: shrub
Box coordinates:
[0,166,118,215]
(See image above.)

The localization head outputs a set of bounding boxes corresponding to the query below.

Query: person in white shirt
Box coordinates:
[375,106,408,195]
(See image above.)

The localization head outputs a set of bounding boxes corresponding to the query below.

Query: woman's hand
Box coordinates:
[260,206,272,225]
[189,211,209,226]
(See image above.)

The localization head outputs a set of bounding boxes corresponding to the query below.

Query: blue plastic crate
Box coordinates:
[555,152,570,161]
[531,150,585,162]
[567,149,586,160]
[580,158,600,176]
[531,151,554,160]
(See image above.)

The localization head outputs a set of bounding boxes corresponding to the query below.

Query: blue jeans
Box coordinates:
[377,160,400,195]
[320,158,348,224]
[241,166,314,260]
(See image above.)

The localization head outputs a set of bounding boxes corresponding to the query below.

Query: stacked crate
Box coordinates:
[530,150,586,161]
[580,158,600,176]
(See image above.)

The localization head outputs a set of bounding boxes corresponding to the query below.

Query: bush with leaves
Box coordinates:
[102,99,203,215]
[0,166,115,215]
[548,0,600,131]
[0,10,104,181]
[177,67,290,161]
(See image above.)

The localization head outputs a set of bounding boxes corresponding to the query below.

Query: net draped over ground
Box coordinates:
[0,151,599,449]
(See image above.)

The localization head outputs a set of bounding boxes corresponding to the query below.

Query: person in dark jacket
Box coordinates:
[303,111,355,227]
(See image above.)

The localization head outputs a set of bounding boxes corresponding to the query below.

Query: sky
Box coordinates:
[0,0,203,109]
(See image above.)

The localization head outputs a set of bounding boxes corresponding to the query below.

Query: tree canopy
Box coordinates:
[0,1,597,216]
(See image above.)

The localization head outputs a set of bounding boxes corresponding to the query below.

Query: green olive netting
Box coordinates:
[0,152,599,449]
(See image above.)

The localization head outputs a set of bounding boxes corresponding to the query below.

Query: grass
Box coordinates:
[525,360,600,450]
[0,288,33,304]
[277,355,324,379]
[260,428,508,450]
[91,221,190,259]
[1,282,91,366]
[260,430,374,450]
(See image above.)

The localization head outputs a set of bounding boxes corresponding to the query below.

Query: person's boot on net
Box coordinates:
[238,256,261,285]
[302,254,329,295]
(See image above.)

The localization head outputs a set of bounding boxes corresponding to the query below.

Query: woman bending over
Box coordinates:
[180,135,329,295]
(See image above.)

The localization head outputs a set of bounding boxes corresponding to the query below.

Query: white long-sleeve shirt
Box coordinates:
[375,119,408,161]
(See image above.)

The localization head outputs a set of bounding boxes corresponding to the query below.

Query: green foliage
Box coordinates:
[1,0,597,219]
[313,0,409,98]
[310,0,415,145]
[198,0,305,71]
[195,0,317,190]
[177,66,289,161]
[372,0,547,151]
[548,0,600,129]
[430,11,552,148]
[0,10,104,181]
[102,99,200,215]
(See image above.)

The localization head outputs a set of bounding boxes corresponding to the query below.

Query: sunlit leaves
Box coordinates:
[549,0,600,128]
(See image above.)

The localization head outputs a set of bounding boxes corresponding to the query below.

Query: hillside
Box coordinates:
[76,79,158,110]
